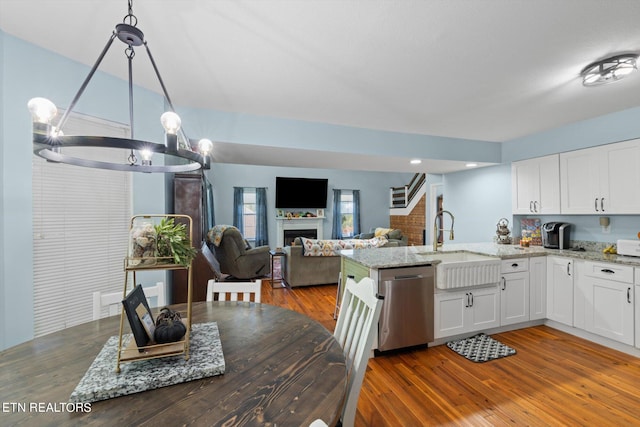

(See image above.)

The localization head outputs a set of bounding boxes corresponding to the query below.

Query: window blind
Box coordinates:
[32,113,132,336]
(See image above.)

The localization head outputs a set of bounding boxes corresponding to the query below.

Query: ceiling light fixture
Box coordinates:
[28,0,211,172]
[410,159,422,165]
[582,54,639,87]
[465,163,478,168]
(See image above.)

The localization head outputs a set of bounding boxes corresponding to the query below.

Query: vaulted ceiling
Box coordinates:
[2,0,640,172]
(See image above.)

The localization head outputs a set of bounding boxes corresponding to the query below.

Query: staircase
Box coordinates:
[390,173,425,208]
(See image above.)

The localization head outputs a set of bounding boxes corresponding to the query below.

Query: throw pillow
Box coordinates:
[374,227,393,237]
[387,229,403,240]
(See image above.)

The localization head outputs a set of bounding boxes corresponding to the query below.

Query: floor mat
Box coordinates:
[446,333,516,363]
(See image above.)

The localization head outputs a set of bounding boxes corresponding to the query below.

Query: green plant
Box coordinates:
[154,218,198,266]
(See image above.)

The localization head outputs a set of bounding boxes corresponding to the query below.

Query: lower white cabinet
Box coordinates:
[434,286,500,339]
[529,257,547,320]
[636,269,640,349]
[546,256,574,326]
[582,261,634,346]
[500,258,530,326]
[500,271,529,326]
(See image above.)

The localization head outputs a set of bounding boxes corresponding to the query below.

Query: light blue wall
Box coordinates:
[179,107,502,163]
[0,34,166,350]
[443,164,512,244]
[206,163,413,244]
[0,29,6,350]
[444,105,640,245]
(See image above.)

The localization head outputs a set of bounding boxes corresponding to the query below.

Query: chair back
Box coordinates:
[206,279,262,303]
[92,282,166,320]
[333,277,383,427]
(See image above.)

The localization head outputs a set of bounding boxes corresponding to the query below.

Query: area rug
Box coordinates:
[69,322,225,403]
[446,333,516,363]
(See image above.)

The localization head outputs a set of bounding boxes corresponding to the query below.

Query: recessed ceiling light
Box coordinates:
[465,163,478,168]
[410,159,422,165]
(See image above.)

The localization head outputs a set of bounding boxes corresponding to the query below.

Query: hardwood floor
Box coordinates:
[262,281,640,426]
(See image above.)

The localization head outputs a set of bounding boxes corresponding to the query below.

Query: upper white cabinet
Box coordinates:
[512,154,560,214]
[560,139,640,214]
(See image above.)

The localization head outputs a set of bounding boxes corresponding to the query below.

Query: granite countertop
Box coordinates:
[340,242,640,269]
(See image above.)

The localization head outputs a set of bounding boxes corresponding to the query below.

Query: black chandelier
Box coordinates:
[28,0,212,172]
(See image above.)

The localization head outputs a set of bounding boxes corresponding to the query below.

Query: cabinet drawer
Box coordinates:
[501,258,529,273]
[584,261,633,284]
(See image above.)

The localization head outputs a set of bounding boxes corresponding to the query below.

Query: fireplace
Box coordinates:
[283,229,317,246]
[276,216,324,247]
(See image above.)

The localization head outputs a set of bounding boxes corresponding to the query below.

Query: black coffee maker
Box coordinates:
[542,222,571,249]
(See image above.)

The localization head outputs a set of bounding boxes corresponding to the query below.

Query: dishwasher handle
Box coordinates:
[390,274,423,280]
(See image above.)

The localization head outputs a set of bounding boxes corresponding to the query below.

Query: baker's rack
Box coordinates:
[115,214,193,373]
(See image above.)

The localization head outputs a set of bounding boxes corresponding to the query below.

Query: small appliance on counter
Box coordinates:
[617,239,640,257]
[542,222,571,249]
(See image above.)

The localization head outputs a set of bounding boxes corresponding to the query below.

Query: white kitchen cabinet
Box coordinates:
[529,257,547,321]
[546,256,574,326]
[560,139,640,214]
[582,261,634,346]
[500,271,529,326]
[500,258,529,326]
[511,154,560,214]
[434,286,500,339]
[635,269,640,349]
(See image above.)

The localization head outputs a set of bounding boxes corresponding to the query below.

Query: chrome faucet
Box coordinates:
[433,209,455,251]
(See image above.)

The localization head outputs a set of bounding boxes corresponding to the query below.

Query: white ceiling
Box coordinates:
[2,0,640,173]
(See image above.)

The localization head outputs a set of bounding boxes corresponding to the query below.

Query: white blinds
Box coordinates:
[32,114,132,336]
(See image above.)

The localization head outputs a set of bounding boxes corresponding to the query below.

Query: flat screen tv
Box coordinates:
[275,177,328,209]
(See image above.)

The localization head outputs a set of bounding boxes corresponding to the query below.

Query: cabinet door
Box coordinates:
[529,257,546,320]
[560,149,600,214]
[434,291,468,339]
[468,287,500,331]
[583,276,634,346]
[599,139,640,213]
[511,160,538,214]
[537,155,560,214]
[511,155,560,215]
[546,257,574,326]
[500,272,530,326]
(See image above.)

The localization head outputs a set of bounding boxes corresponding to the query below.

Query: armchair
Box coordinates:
[206,226,270,280]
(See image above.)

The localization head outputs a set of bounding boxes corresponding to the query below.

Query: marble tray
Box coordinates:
[69,322,225,403]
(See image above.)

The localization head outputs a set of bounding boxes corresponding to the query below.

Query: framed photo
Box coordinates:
[316,209,324,217]
[122,284,154,350]
[277,209,284,217]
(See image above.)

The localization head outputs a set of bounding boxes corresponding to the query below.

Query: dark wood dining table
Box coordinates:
[0,302,346,426]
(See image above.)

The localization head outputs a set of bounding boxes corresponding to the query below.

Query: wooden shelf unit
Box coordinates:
[115,214,194,373]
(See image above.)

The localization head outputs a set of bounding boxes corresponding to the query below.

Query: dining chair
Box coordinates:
[92,281,166,320]
[206,279,262,303]
[330,276,384,427]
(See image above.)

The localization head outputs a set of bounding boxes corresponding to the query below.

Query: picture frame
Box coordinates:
[316,209,324,217]
[122,284,155,350]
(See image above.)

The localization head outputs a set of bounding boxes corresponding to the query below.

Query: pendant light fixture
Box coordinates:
[28,0,213,172]
[582,53,639,87]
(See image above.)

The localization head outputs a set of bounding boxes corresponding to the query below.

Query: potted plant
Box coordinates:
[154,217,198,267]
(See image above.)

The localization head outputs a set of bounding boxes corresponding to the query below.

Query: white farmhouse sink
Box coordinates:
[435,252,501,290]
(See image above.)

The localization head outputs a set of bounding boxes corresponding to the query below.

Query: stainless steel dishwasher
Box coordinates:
[377,265,435,352]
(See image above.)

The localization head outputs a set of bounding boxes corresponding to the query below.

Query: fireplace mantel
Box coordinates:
[276,216,324,247]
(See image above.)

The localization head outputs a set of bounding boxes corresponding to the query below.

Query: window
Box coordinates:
[242,189,257,243]
[32,112,131,336]
[340,190,354,237]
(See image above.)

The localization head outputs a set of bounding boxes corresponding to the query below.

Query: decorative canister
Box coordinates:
[129,220,157,266]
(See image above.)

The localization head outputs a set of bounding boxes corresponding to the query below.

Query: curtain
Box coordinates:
[331,189,342,239]
[233,187,244,231]
[353,189,361,236]
[255,187,269,246]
